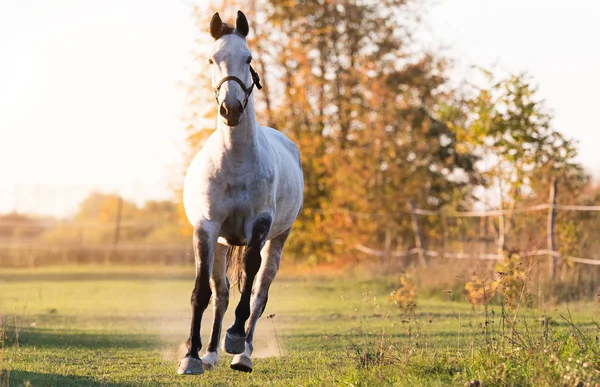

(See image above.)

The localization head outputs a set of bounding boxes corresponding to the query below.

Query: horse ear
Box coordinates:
[210,12,223,39]
[236,10,249,37]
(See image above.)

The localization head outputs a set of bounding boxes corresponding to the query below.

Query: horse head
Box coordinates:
[208,11,261,127]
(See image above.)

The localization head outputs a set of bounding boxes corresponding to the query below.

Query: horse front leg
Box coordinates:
[230,228,290,373]
[177,222,219,375]
[200,243,229,371]
[223,215,272,357]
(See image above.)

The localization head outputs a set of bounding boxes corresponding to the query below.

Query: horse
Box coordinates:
[177,10,304,375]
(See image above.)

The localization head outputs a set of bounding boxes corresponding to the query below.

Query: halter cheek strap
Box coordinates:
[213,65,263,109]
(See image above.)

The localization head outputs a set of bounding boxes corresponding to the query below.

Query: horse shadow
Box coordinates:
[0,272,193,283]
[2,329,164,387]
[3,370,129,387]
[7,327,160,350]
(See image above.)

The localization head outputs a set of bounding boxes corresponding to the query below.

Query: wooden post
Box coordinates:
[442,211,449,259]
[407,200,427,267]
[483,215,489,240]
[497,213,505,254]
[383,228,392,265]
[109,196,123,264]
[548,179,558,280]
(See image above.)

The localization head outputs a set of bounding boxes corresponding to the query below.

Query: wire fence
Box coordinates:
[1,181,599,270]
[351,182,600,281]
[354,206,600,266]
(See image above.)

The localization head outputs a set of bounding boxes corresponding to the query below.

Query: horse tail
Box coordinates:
[226,245,246,291]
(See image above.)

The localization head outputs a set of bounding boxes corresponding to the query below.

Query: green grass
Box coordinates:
[0,265,599,386]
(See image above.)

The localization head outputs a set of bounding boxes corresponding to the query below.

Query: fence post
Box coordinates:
[407,200,427,267]
[548,179,558,280]
[383,228,392,265]
[109,196,123,264]
[442,211,449,259]
[497,213,505,254]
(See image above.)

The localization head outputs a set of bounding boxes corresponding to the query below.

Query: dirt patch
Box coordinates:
[159,325,286,362]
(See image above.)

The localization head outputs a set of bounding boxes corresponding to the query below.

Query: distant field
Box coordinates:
[1,265,599,386]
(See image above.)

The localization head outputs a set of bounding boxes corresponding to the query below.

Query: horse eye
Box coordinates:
[208,58,214,65]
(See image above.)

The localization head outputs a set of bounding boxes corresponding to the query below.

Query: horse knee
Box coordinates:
[218,284,229,300]
[249,215,272,247]
[211,275,229,295]
[213,283,229,308]
[191,271,212,308]
[190,287,212,307]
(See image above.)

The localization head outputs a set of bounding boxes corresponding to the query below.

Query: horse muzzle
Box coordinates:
[219,100,244,127]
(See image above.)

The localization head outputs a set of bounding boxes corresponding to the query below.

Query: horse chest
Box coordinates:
[222,175,274,212]
[216,176,274,244]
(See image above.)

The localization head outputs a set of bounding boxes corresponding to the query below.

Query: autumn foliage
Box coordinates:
[181,1,588,264]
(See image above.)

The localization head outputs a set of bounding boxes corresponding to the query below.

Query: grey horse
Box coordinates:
[177,10,304,374]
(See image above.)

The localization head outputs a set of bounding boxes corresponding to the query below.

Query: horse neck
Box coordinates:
[216,99,260,163]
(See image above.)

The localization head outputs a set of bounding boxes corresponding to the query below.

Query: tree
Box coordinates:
[454,71,585,251]
[267,0,481,260]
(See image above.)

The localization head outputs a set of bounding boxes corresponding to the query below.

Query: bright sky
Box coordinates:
[1,0,599,217]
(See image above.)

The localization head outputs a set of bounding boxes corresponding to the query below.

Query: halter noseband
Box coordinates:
[213,65,263,109]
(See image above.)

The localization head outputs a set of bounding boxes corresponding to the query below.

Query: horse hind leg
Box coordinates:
[200,243,229,371]
[230,228,290,373]
[224,215,272,356]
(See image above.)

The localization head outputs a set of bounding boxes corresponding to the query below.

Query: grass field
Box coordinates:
[1,265,599,386]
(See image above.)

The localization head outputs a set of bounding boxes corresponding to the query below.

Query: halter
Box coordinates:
[213,65,263,109]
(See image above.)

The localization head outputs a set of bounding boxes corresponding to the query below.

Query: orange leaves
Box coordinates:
[464,274,501,305]
[464,253,529,307]
[390,272,418,313]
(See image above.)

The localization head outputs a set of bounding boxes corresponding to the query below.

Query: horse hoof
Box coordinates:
[201,352,218,371]
[223,331,245,354]
[230,354,252,373]
[177,357,204,375]
[201,360,214,371]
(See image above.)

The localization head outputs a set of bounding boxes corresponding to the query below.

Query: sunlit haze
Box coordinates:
[1,0,599,217]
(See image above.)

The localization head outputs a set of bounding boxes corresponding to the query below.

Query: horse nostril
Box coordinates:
[219,100,243,121]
